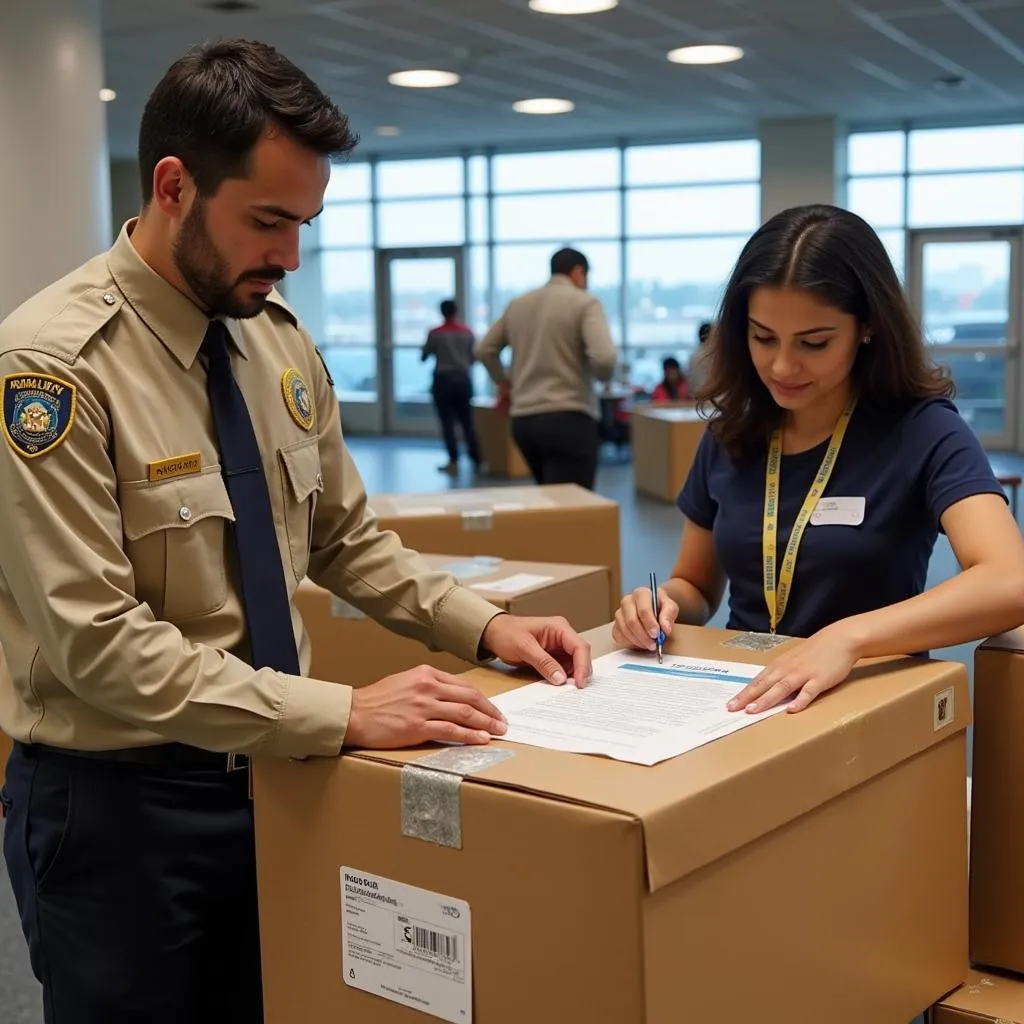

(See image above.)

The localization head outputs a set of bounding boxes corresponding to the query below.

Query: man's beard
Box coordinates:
[172,200,283,319]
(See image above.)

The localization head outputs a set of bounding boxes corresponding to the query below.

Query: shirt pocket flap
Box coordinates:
[279,436,324,505]
[121,469,236,542]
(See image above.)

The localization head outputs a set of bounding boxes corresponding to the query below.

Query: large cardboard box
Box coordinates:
[254,625,971,1024]
[470,398,530,479]
[929,968,1024,1022]
[296,555,612,687]
[630,404,705,503]
[969,629,1024,974]
[369,484,621,611]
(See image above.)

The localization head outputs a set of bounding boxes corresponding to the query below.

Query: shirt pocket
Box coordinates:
[278,436,324,583]
[120,469,236,622]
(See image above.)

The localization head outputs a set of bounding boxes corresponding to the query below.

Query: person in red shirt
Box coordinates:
[421,299,482,474]
[652,356,690,402]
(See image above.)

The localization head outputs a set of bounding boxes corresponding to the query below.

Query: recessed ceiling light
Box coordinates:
[513,97,576,115]
[375,125,402,136]
[528,0,617,13]
[388,69,461,89]
[99,88,117,102]
[667,44,744,65]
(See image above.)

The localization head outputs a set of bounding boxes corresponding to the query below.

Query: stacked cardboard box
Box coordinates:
[630,404,705,503]
[369,484,621,612]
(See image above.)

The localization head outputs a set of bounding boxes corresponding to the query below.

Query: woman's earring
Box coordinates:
[862,334,872,345]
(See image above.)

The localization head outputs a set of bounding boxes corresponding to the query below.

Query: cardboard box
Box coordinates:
[929,968,1024,1022]
[296,556,612,687]
[969,630,1024,974]
[254,625,971,1024]
[369,484,621,611]
[630,404,705,503]
[470,398,531,479]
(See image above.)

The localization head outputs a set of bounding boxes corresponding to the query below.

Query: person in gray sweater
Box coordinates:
[476,248,617,490]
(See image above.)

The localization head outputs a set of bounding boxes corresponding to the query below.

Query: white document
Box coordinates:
[470,572,554,594]
[811,496,865,526]
[490,650,787,766]
[341,868,471,1024]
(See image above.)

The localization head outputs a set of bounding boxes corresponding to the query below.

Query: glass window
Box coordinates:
[492,148,620,193]
[627,184,760,236]
[908,172,1024,227]
[470,197,489,244]
[847,132,905,176]
[325,161,371,202]
[494,191,620,241]
[321,345,377,401]
[626,140,760,186]
[909,125,1024,172]
[846,177,905,229]
[377,199,465,246]
[320,250,374,346]
[469,155,488,195]
[625,237,744,351]
[493,241,621,342]
[320,202,373,248]
[469,246,492,394]
[877,229,906,281]
[932,352,1006,436]
[376,157,464,199]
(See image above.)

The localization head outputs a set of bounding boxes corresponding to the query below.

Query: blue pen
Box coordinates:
[649,571,665,664]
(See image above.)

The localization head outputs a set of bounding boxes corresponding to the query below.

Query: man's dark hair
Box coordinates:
[440,299,458,319]
[138,38,359,203]
[551,247,589,277]
[698,321,713,344]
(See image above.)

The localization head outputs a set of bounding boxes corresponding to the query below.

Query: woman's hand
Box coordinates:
[727,624,861,714]
[612,585,679,652]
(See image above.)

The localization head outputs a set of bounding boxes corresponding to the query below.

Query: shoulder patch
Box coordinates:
[2,372,78,458]
[281,368,315,431]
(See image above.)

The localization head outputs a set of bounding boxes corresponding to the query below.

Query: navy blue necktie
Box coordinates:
[202,320,300,674]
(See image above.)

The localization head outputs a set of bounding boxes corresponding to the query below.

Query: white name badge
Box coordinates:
[811,496,865,526]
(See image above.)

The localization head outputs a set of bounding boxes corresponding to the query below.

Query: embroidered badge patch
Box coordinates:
[2,373,78,459]
[281,368,314,431]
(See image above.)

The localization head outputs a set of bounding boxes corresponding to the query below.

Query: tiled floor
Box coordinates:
[2,434,1021,1021]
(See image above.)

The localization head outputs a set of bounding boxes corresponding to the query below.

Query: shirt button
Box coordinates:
[178,506,193,522]
[102,293,116,305]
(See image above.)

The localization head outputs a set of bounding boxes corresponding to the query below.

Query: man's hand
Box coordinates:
[481,613,593,688]
[345,665,508,749]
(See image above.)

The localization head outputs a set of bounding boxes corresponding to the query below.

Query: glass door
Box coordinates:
[376,246,467,435]
[907,228,1022,450]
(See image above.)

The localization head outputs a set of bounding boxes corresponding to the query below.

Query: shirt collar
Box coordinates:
[107,219,248,369]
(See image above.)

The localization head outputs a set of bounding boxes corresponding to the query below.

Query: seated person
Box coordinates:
[652,356,690,402]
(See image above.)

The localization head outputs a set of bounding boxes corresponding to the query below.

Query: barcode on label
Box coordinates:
[413,925,459,963]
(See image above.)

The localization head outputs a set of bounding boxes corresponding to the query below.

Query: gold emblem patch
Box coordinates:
[281,368,314,431]
[2,373,78,459]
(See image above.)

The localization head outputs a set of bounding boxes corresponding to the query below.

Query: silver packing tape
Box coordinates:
[401,747,515,849]
[460,509,494,532]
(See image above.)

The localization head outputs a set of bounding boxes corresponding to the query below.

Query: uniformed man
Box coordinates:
[0,39,592,1024]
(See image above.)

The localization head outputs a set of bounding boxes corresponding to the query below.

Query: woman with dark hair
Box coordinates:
[652,356,689,401]
[613,204,1024,714]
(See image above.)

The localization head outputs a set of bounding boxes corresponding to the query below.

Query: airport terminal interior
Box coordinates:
[5,0,1024,1021]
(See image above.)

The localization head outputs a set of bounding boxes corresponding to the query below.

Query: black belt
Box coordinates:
[18,741,249,772]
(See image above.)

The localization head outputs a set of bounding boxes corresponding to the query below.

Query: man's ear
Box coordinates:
[150,157,194,221]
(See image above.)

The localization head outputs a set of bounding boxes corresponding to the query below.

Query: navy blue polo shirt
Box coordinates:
[677,397,1006,638]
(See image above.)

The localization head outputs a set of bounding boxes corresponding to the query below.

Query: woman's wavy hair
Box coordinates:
[696,204,952,458]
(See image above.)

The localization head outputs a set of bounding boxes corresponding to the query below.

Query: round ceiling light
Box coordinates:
[388,69,461,89]
[375,125,402,136]
[528,0,618,13]
[513,97,576,115]
[667,44,745,65]
[99,88,117,102]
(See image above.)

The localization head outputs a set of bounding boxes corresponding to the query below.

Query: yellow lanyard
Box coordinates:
[762,394,858,634]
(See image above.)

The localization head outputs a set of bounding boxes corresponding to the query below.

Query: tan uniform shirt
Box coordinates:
[476,275,617,420]
[0,223,501,759]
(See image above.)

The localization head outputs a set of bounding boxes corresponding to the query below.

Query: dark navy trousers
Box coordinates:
[1,742,263,1023]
